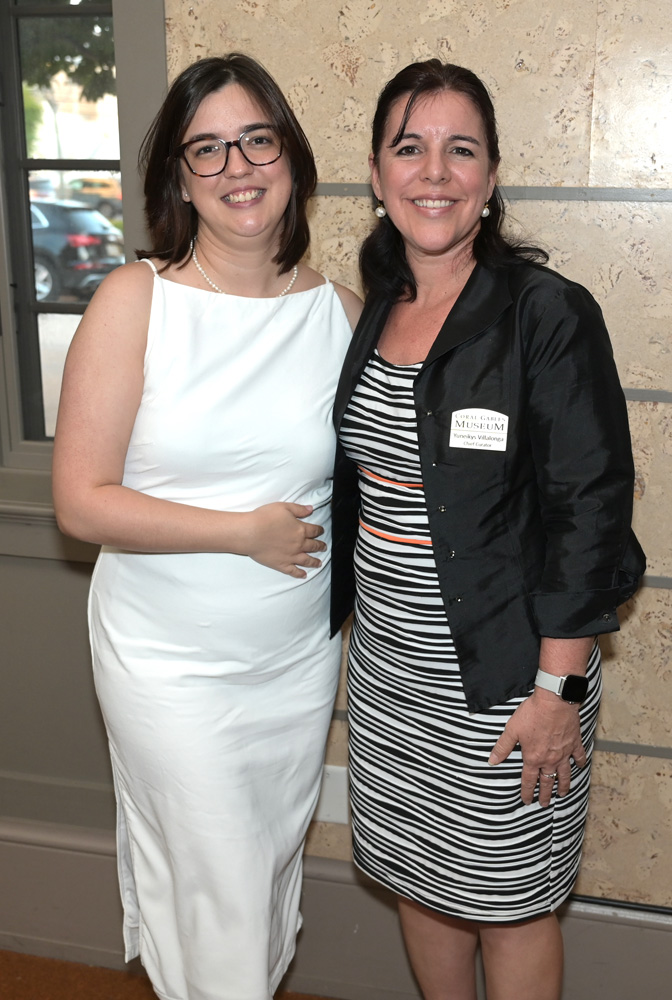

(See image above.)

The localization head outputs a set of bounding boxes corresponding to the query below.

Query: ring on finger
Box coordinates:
[540,771,557,779]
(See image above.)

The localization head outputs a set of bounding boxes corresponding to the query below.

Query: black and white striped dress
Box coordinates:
[340,350,601,923]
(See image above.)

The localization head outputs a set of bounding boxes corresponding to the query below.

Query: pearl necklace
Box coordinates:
[190,239,298,297]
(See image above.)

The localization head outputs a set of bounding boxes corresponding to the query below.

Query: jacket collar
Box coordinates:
[423,262,512,368]
[334,262,513,430]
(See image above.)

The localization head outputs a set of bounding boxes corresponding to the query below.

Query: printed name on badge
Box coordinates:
[449,408,509,451]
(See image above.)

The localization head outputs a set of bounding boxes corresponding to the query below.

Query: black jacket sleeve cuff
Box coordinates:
[531,589,623,637]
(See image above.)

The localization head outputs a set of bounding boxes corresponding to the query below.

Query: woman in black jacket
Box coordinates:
[331,60,644,1000]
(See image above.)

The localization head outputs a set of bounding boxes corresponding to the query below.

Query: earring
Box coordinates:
[182,190,190,202]
[374,202,387,218]
[481,203,490,218]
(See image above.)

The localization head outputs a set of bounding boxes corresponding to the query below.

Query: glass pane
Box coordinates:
[66,168,123,219]
[38,312,80,437]
[19,15,118,160]
[28,167,60,201]
[30,176,125,303]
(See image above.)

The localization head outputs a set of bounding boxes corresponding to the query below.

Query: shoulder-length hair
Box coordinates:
[138,53,317,273]
[360,59,548,301]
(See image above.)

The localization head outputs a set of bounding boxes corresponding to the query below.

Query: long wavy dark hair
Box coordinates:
[360,60,548,300]
[138,53,317,273]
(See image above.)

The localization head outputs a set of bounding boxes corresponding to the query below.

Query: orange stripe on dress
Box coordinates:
[357,465,424,488]
[359,517,432,546]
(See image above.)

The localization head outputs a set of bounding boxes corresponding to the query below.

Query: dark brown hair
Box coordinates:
[360,59,547,300]
[138,53,317,273]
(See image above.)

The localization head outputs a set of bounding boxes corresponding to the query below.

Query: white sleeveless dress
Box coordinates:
[88,261,352,1000]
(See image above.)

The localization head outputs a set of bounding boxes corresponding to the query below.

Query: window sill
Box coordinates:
[0,473,98,563]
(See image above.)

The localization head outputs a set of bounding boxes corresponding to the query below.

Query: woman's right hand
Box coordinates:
[245,503,326,578]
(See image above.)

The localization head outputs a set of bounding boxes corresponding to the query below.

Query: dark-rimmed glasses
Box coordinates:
[175,125,284,177]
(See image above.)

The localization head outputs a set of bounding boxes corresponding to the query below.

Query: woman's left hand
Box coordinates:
[488,688,587,807]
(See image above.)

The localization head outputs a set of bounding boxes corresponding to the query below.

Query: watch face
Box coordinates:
[562,675,589,703]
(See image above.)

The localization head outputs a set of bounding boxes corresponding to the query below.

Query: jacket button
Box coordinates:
[601,612,612,622]
[425,409,433,416]
[432,461,437,467]
[449,549,455,559]
[438,505,446,512]
[454,596,462,603]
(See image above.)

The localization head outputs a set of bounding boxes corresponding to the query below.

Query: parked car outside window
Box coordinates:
[29,176,57,200]
[31,200,125,301]
[66,176,123,219]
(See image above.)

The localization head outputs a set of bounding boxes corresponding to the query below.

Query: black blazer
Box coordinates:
[330,260,645,712]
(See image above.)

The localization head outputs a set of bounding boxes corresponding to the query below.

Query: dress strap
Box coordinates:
[137,257,159,275]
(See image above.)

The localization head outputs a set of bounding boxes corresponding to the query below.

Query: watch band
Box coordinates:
[534,668,588,704]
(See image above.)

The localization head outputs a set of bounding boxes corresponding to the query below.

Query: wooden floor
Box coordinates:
[0,949,330,1000]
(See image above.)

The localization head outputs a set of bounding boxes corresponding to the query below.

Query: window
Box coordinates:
[0,0,166,509]
[1,0,120,444]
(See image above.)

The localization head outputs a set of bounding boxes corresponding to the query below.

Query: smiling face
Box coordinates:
[370,88,498,268]
[179,82,293,249]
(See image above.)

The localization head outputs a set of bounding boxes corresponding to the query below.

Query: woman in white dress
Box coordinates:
[52,54,361,1000]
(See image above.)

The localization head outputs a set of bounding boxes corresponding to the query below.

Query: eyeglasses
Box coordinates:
[175,126,284,177]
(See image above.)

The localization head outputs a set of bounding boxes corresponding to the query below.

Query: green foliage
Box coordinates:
[20,16,115,104]
[22,85,44,157]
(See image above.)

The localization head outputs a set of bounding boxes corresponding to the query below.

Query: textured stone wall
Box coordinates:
[164,0,672,909]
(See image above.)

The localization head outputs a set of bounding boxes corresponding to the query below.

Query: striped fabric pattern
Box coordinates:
[340,351,601,922]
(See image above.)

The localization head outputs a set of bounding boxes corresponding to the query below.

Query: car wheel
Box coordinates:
[34,256,62,302]
[98,201,115,219]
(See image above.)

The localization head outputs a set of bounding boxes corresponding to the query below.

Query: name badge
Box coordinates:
[449,408,509,451]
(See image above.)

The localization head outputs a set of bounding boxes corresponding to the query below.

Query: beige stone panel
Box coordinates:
[591,0,671,187]
[504,200,672,389]
[307,195,370,295]
[334,617,352,713]
[164,0,596,186]
[575,751,672,907]
[325,719,349,768]
[626,402,672,579]
[305,819,353,861]
[598,586,672,747]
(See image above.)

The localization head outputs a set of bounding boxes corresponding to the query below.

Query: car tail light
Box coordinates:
[67,234,102,247]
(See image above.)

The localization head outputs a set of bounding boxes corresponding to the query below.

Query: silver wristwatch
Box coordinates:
[534,668,588,704]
